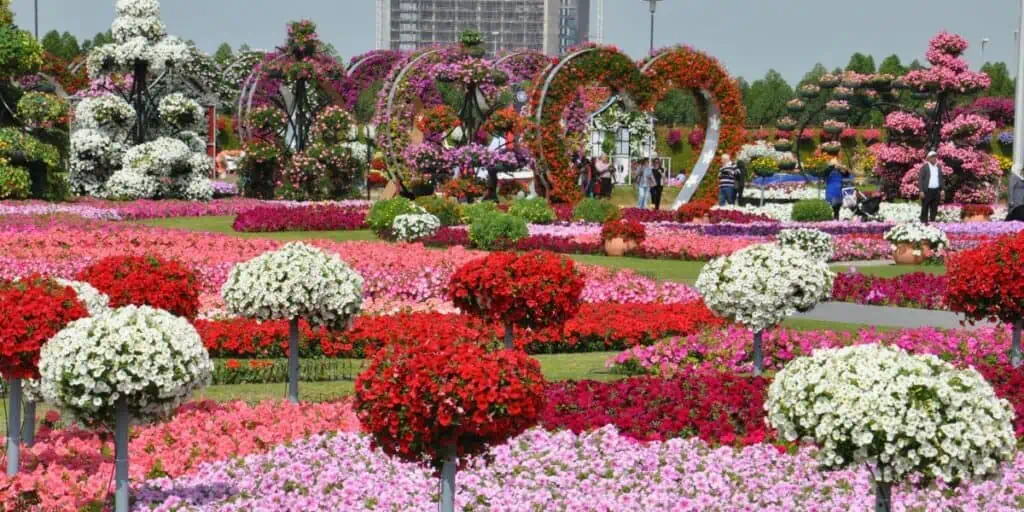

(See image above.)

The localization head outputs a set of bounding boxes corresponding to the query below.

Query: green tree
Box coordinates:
[747,69,793,126]
[654,88,697,126]
[90,30,114,50]
[878,54,907,76]
[40,30,62,56]
[908,59,925,71]
[214,42,234,65]
[797,63,829,125]
[354,83,382,124]
[980,62,1014,97]
[59,32,80,59]
[845,52,876,74]
[239,43,252,53]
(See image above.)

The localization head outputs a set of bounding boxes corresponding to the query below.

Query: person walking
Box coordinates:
[596,155,613,199]
[718,154,739,206]
[735,160,747,205]
[918,151,943,223]
[651,160,665,210]
[636,159,655,209]
[824,159,852,220]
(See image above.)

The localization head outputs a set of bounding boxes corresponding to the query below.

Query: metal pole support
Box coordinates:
[114,400,130,512]
[439,445,457,512]
[752,330,764,376]
[22,400,36,447]
[6,379,22,476]
[1012,320,1022,368]
[503,323,514,350]
[288,317,300,403]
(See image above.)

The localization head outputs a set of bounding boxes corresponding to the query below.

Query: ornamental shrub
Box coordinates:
[572,198,621,223]
[77,255,201,320]
[0,276,89,380]
[468,212,527,250]
[0,164,29,199]
[448,251,584,330]
[366,197,421,238]
[414,195,464,226]
[462,201,499,224]
[507,197,556,224]
[766,344,1015,492]
[791,199,834,222]
[40,306,213,425]
[392,213,441,242]
[355,337,546,467]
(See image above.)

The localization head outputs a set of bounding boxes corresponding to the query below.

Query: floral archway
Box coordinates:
[526,44,654,203]
[642,46,745,207]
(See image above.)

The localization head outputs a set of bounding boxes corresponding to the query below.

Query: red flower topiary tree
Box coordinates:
[355,337,545,512]
[0,276,88,475]
[946,232,1024,367]
[448,250,584,349]
[77,255,200,320]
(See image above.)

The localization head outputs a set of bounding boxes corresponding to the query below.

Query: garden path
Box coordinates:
[796,302,994,330]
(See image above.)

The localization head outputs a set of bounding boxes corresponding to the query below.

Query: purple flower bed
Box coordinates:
[832,271,948,310]
[232,204,368,232]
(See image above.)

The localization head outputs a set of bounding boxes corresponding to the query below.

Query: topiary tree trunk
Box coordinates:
[503,323,513,350]
[439,442,457,512]
[752,330,764,376]
[21,400,35,446]
[114,399,130,512]
[1013,320,1022,368]
[5,378,21,476]
[288,317,300,403]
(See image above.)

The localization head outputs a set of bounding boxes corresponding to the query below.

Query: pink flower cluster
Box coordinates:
[940,114,997,146]
[884,111,926,136]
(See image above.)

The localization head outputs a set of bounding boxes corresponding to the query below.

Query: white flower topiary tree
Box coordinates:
[221,242,364,402]
[696,243,834,375]
[69,0,213,200]
[776,228,835,263]
[766,344,1017,512]
[39,305,213,512]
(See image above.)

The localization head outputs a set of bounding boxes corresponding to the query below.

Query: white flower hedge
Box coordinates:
[221,242,364,330]
[776,228,834,262]
[884,222,950,250]
[392,213,441,242]
[766,344,1016,484]
[39,305,213,425]
[696,243,834,332]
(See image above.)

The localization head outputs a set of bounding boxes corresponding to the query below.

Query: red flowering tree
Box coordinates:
[77,255,200,320]
[355,338,545,512]
[0,275,88,475]
[448,251,584,348]
[946,232,1024,366]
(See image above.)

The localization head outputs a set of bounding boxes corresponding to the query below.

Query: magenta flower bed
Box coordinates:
[832,271,948,310]
[232,204,367,232]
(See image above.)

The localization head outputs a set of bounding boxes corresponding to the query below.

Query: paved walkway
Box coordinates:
[831,259,897,267]
[796,302,994,330]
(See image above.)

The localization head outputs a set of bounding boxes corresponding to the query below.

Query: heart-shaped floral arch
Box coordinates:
[528,45,745,204]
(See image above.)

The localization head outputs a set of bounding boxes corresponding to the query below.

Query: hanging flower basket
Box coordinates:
[818,75,841,89]
[823,125,844,135]
[833,87,854,100]
[821,142,842,155]
[786,100,805,113]
[776,117,798,131]
[798,84,820,99]
[912,90,933,100]
[778,159,797,171]
[774,139,793,152]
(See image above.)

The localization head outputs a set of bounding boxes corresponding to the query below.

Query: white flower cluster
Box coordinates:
[766,344,1016,483]
[74,95,136,131]
[696,243,834,332]
[843,202,961,223]
[884,223,950,250]
[714,203,794,222]
[69,128,126,195]
[737,141,792,164]
[55,278,110,316]
[751,185,821,201]
[392,213,441,242]
[221,243,365,331]
[176,172,214,201]
[87,36,189,78]
[158,93,203,130]
[39,305,213,425]
[776,228,834,262]
[104,168,160,200]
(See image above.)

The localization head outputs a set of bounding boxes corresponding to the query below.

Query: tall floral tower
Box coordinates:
[69,0,213,200]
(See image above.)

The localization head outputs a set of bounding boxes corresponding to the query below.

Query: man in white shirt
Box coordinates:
[917,151,943,223]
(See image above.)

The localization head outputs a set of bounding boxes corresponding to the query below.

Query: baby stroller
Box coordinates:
[844,187,882,222]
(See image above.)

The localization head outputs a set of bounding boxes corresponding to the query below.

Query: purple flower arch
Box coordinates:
[340,50,404,111]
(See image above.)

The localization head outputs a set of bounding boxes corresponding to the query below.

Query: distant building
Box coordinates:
[376,0,590,55]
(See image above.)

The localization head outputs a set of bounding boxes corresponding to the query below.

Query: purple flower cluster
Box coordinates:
[999,131,1014,146]
[210,181,238,197]
[231,204,367,232]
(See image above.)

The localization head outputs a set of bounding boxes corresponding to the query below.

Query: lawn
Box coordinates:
[141,215,379,242]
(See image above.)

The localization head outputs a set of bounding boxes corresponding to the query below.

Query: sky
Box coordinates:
[8,0,1021,84]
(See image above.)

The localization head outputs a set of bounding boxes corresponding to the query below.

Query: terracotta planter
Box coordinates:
[919,242,935,260]
[604,237,637,257]
[691,216,710,225]
[964,214,991,223]
[893,243,925,265]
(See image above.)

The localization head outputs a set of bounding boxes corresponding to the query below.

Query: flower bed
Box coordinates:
[541,374,769,444]
[832,271,948,309]
[0,400,360,511]
[0,199,372,221]
[231,204,367,232]
[134,427,1024,510]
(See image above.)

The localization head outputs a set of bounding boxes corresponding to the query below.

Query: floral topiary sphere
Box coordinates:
[355,338,546,467]
[39,305,213,425]
[0,276,89,380]
[221,242,364,330]
[77,255,200,319]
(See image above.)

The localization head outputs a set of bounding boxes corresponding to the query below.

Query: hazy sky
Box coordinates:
[9,0,1021,83]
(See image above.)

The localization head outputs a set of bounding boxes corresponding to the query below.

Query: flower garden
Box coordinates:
[1,1,1024,511]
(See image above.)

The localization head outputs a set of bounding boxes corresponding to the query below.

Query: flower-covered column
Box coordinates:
[39,306,213,512]
[696,243,834,375]
[222,242,364,403]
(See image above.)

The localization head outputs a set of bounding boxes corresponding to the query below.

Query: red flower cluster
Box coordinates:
[946,232,1024,324]
[355,338,546,466]
[600,219,646,243]
[194,318,352,358]
[448,251,584,330]
[960,204,994,219]
[0,276,88,379]
[975,364,1024,438]
[541,373,770,445]
[677,199,714,222]
[77,255,200,319]
[619,208,676,223]
[707,209,777,224]
[415,105,461,137]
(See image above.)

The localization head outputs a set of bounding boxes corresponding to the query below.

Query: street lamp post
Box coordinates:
[34,0,38,40]
[642,0,664,55]
[981,37,990,62]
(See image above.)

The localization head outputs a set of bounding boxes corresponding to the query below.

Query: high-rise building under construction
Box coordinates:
[376,0,591,55]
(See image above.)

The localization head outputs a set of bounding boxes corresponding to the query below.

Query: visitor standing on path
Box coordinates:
[718,155,739,206]
[596,155,613,198]
[651,160,664,210]
[918,151,943,223]
[825,159,852,220]
[636,159,655,209]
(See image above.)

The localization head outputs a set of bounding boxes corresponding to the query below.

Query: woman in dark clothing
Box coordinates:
[651,163,664,210]
[735,160,747,205]
[824,160,852,220]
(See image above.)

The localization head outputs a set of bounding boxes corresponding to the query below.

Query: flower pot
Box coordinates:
[603,237,636,257]
[893,244,925,265]
[778,161,797,171]
[919,243,935,260]
[690,215,710,225]
[965,214,991,222]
